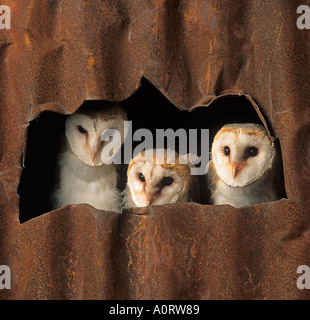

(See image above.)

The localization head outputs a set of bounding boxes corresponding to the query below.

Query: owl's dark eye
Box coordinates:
[246,146,258,157]
[161,177,174,187]
[138,173,145,182]
[78,126,88,134]
[224,146,230,156]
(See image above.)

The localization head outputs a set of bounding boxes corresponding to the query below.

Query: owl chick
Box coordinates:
[122,149,200,208]
[208,123,282,208]
[52,102,127,212]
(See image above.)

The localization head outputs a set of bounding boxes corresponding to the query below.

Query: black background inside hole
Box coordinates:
[18,78,267,223]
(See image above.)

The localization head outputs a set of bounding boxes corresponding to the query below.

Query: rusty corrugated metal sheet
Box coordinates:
[0,0,309,299]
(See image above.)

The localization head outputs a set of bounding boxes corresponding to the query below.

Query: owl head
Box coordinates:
[211,123,276,187]
[126,149,195,207]
[65,102,127,166]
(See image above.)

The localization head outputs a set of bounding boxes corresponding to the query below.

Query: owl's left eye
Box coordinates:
[77,126,88,134]
[245,146,258,157]
[161,177,174,187]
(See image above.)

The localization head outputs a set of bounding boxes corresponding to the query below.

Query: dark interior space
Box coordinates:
[18,77,283,223]
[18,111,66,223]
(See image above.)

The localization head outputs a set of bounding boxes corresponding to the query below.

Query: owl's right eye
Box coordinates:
[77,126,88,134]
[224,146,230,156]
[138,173,145,182]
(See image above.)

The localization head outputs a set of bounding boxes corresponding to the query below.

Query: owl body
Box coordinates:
[123,149,200,208]
[53,102,127,212]
[208,123,282,208]
[54,140,120,212]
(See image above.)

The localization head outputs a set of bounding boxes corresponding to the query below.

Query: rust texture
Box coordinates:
[0,0,310,299]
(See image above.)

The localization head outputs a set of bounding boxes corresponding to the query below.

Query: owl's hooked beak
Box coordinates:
[91,150,97,163]
[147,193,157,206]
[232,162,242,179]
[90,144,102,163]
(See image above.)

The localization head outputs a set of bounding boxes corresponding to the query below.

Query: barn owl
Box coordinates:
[208,123,282,208]
[52,102,127,212]
[122,149,200,208]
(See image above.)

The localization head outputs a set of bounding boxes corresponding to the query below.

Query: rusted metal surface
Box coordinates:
[0,0,310,299]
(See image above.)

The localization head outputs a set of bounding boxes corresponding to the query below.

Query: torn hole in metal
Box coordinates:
[18,79,286,223]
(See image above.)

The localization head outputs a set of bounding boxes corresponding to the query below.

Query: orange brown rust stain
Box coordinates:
[87,55,95,70]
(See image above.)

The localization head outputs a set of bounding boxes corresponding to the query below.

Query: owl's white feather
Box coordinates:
[52,102,127,212]
[122,149,200,208]
[208,123,282,208]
